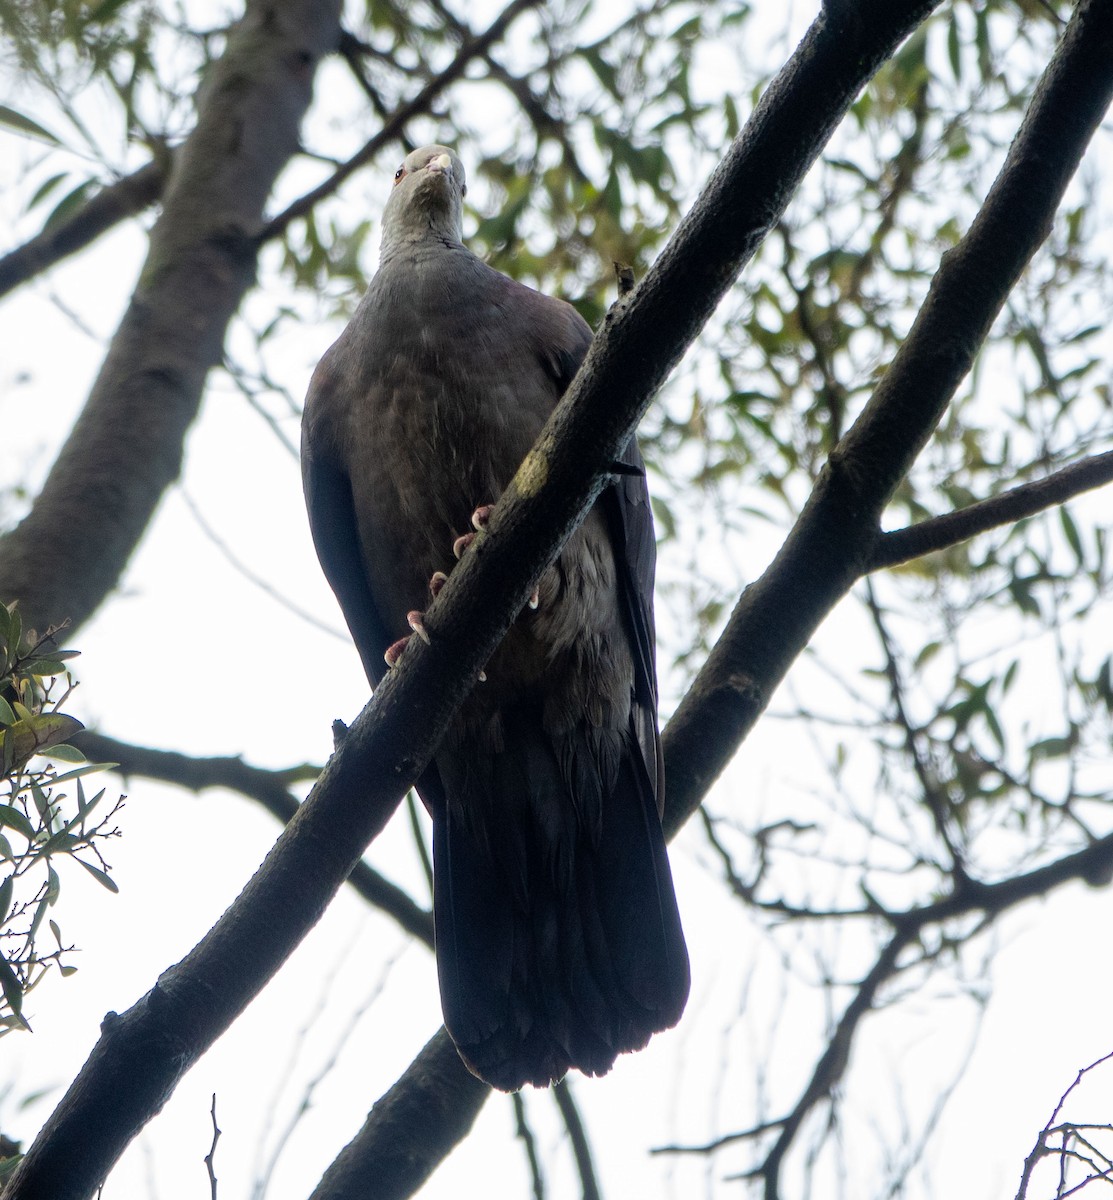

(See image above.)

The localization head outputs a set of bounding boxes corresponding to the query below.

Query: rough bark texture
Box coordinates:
[0,0,343,637]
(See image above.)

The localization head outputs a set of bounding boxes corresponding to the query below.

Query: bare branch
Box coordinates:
[1015,1051,1113,1200]
[871,449,1113,570]
[552,1080,601,1200]
[864,581,967,876]
[306,1030,489,1200]
[512,1093,546,1200]
[204,1095,220,1200]
[71,730,435,947]
[258,0,545,244]
[0,158,168,300]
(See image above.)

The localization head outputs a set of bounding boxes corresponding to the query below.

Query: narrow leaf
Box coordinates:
[0,105,59,146]
[74,858,119,893]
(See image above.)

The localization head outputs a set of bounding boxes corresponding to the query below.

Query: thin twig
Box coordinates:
[259,0,544,243]
[512,1092,546,1200]
[553,1080,601,1200]
[178,488,348,640]
[205,1094,220,1200]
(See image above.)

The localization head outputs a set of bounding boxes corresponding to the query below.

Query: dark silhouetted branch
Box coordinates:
[306,1030,489,1200]
[258,0,545,243]
[72,730,435,948]
[870,449,1113,570]
[0,158,168,300]
[553,1080,601,1200]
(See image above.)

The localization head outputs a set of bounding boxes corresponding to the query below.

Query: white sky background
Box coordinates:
[2,2,1113,1198]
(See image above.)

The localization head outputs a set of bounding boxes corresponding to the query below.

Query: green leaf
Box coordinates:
[0,713,84,772]
[83,0,135,24]
[0,105,60,146]
[947,14,961,81]
[26,172,69,213]
[43,180,97,232]
[0,806,35,841]
[47,763,107,786]
[1030,735,1073,761]
[75,858,118,893]
[46,743,86,764]
[43,832,80,854]
[0,957,24,1018]
[22,659,67,678]
[0,876,13,927]
[1060,506,1083,564]
[28,894,48,938]
[7,609,22,661]
[0,696,16,726]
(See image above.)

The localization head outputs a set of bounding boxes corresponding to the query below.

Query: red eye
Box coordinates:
[393,166,406,185]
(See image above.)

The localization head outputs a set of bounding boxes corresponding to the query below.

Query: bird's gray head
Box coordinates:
[379,144,466,259]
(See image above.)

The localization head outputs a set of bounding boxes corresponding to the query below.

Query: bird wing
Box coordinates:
[301,378,392,689]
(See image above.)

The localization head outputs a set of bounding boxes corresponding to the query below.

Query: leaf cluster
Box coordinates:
[0,605,122,1037]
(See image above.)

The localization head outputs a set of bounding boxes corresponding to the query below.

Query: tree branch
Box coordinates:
[257,0,545,244]
[512,1092,546,1200]
[0,0,344,637]
[0,158,168,300]
[306,1030,489,1200]
[663,0,1113,838]
[755,930,912,1199]
[870,449,1113,570]
[0,3,950,1197]
[552,1080,601,1200]
[71,730,435,947]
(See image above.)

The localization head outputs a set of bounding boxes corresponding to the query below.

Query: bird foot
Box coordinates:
[453,505,495,559]
[383,570,486,682]
[383,608,431,667]
[452,505,539,611]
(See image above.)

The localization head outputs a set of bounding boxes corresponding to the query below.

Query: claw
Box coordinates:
[407,610,431,645]
[384,637,409,667]
[429,570,449,597]
[453,531,476,559]
[471,504,495,530]
[527,589,539,610]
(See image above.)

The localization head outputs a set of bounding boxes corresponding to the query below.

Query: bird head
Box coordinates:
[380,144,467,256]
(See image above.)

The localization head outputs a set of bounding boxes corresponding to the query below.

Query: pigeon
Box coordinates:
[301,144,688,1091]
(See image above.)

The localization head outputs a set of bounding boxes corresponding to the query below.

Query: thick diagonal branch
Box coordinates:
[663,0,1113,837]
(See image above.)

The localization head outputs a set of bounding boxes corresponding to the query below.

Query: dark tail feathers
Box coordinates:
[432,725,688,1092]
